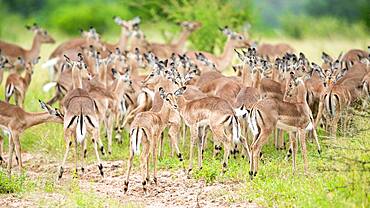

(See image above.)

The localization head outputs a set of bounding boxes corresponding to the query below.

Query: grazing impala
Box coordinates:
[0,100,63,174]
[0,23,55,64]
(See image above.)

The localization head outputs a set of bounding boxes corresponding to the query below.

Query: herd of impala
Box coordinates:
[0,17,369,194]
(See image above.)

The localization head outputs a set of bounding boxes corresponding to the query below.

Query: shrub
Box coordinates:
[281,15,369,39]
[44,1,133,35]
[161,0,255,52]
[0,170,27,194]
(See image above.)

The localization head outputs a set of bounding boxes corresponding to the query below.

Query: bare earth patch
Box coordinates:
[0,153,259,207]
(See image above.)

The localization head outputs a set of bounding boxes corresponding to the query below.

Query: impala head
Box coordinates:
[112,68,134,92]
[285,72,307,98]
[163,86,187,110]
[180,21,202,32]
[312,61,345,88]
[39,99,64,120]
[0,52,13,69]
[26,23,55,44]
[219,26,250,48]
[195,52,216,69]
[23,56,41,74]
[141,58,168,87]
[113,16,141,36]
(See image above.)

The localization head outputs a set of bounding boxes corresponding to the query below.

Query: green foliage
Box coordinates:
[42,2,133,35]
[305,0,369,26]
[162,0,255,52]
[0,171,27,194]
[281,15,369,39]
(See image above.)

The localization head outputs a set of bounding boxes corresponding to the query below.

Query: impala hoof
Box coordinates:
[98,164,104,177]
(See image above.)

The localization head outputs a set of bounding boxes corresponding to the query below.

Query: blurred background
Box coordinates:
[0,0,369,53]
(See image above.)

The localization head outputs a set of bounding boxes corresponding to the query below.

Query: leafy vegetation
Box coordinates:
[0,171,29,194]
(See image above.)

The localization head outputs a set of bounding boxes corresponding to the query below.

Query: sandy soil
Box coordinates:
[0,153,260,208]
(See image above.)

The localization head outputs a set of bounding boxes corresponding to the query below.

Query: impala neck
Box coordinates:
[242,65,251,87]
[72,66,83,89]
[23,70,32,88]
[99,64,108,87]
[117,28,129,51]
[25,112,62,129]
[176,95,188,116]
[26,35,42,62]
[217,38,235,70]
[296,82,308,104]
[271,67,278,82]
[158,100,171,124]
[253,70,261,89]
[173,30,191,51]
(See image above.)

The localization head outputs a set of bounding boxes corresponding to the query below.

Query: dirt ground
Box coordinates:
[0,153,260,208]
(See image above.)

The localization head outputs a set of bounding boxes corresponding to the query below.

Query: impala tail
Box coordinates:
[42,81,57,92]
[130,127,143,155]
[248,108,261,137]
[5,84,14,101]
[231,115,241,143]
[76,114,87,143]
[42,57,59,69]
[325,92,339,117]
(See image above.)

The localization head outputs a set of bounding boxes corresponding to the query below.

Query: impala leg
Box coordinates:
[200,125,208,157]
[124,145,134,193]
[74,139,78,176]
[290,132,298,173]
[168,124,178,157]
[152,135,159,185]
[182,121,187,147]
[93,129,104,177]
[298,129,308,174]
[59,131,72,179]
[332,115,340,138]
[312,127,321,155]
[0,135,3,164]
[251,131,270,179]
[277,129,285,149]
[12,133,23,173]
[7,133,14,175]
[239,135,250,162]
[106,115,113,155]
[80,139,86,174]
[188,126,197,174]
[314,97,324,129]
[197,126,203,169]
[212,126,230,173]
[141,142,150,194]
[83,137,88,159]
[158,132,164,159]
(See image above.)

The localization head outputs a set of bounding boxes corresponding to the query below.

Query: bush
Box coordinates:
[281,15,369,39]
[0,171,27,194]
[161,0,255,52]
[43,1,133,35]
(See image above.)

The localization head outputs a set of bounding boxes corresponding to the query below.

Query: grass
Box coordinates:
[0,31,369,207]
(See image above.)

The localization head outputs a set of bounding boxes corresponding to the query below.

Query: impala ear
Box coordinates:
[159,87,166,99]
[39,99,53,113]
[322,52,333,64]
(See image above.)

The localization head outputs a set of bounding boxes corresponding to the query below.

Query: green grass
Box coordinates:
[0,33,369,207]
